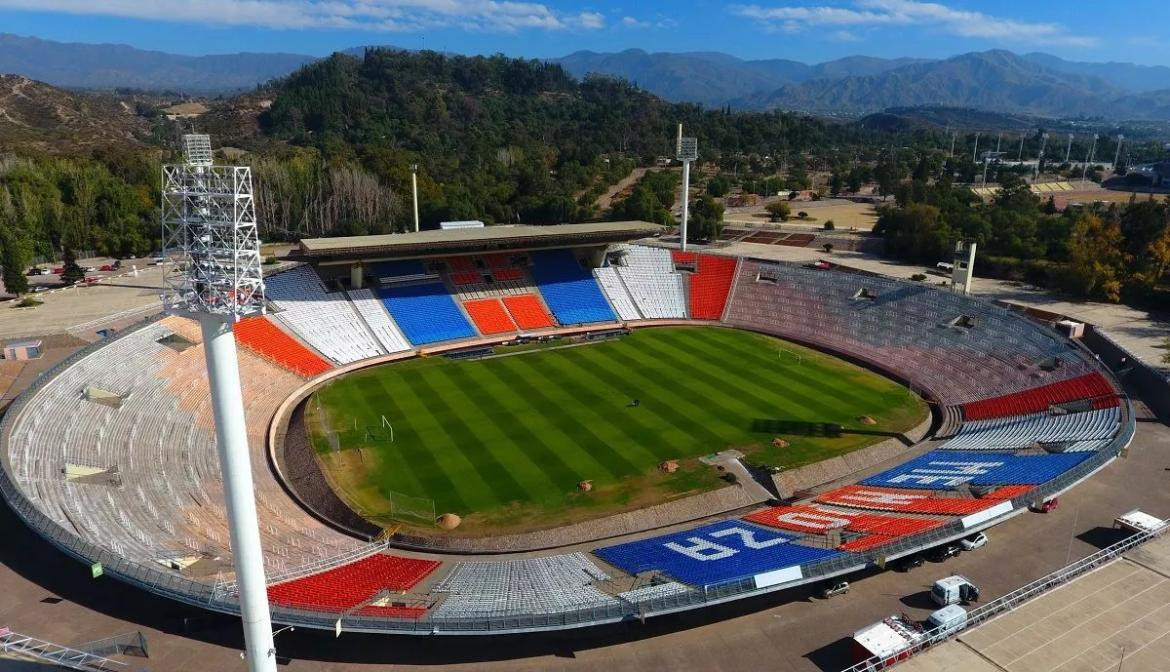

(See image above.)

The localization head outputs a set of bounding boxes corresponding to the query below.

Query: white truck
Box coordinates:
[930,575,980,607]
[851,607,968,664]
[1114,510,1165,534]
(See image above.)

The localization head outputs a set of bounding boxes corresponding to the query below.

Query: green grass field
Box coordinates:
[307,327,926,534]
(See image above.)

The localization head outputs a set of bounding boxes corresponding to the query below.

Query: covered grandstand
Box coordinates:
[0,223,1134,636]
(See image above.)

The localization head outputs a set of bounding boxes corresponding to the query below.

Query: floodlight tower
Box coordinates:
[676,125,698,252]
[1081,134,1099,187]
[971,132,980,163]
[410,163,420,233]
[1036,132,1049,179]
[161,135,276,672]
[1018,133,1026,162]
[1113,135,1125,170]
[1065,133,1074,164]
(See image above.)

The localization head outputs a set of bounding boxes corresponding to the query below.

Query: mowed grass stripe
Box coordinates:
[487,357,635,479]
[500,354,655,474]
[436,363,569,505]
[361,379,470,512]
[682,328,891,408]
[531,351,692,461]
[458,360,613,487]
[636,331,845,422]
[425,364,555,507]
[340,376,428,497]
[397,368,526,509]
[577,345,746,445]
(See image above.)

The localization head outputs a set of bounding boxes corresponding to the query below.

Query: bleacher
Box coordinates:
[611,245,687,319]
[940,407,1119,451]
[431,553,614,618]
[673,252,737,320]
[501,294,555,330]
[371,259,434,284]
[378,283,477,345]
[594,266,641,321]
[861,450,1096,489]
[264,266,384,364]
[531,250,617,325]
[594,520,844,587]
[348,288,412,353]
[961,372,1117,420]
[268,553,439,615]
[463,298,518,335]
[234,317,334,377]
[816,484,1025,515]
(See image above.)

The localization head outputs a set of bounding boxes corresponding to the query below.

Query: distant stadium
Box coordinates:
[0,221,1131,636]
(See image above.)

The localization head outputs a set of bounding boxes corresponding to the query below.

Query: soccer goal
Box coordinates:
[387,490,436,527]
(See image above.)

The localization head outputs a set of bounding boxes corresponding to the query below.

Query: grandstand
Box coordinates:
[0,222,1133,638]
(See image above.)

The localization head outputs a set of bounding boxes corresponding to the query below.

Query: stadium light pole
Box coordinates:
[1113,135,1125,171]
[996,132,1002,154]
[1018,133,1025,163]
[1065,133,1074,164]
[162,135,276,672]
[1082,134,1099,188]
[1036,132,1049,179]
[410,164,420,233]
[971,132,980,163]
[676,126,698,252]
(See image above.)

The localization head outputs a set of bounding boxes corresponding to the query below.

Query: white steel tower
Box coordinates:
[676,127,698,252]
[161,134,276,672]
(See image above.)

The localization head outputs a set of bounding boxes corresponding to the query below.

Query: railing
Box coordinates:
[0,626,127,671]
[217,539,391,597]
[837,518,1169,672]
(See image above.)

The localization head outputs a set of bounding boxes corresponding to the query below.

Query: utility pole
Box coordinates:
[410,164,420,233]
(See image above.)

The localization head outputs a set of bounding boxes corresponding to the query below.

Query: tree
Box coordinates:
[688,195,724,242]
[822,242,834,254]
[766,201,791,222]
[1062,212,1127,302]
[0,225,31,296]
[829,173,843,196]
[823,220,835,231]
[60,247,85,286]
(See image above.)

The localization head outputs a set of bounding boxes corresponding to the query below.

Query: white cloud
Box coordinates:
[829,30,860,42]
[733,0,1098,48]
[0,0,601,32]
[621,15,649,29]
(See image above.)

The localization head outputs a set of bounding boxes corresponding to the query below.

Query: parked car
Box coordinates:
[82,266,97,272]
[51,266,64,274]
[31,285,49,293]
[99,264,115,272]
[819,580,850,598]
[927,544,961,562]
[893,554,924,572]
[1029,498,1059,513]
[959,532,988,551]
[26,267,45,276]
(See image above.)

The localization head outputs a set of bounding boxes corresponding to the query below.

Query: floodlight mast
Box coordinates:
[676,127,698,252]
[161,134,276,672]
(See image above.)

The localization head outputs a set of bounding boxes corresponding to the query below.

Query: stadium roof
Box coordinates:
[295,221,663,262]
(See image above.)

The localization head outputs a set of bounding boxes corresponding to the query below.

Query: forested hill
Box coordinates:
[255,49,928,225]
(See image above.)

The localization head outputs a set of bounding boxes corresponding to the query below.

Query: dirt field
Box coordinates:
[724,198,880,232]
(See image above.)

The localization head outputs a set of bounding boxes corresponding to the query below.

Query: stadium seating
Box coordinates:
[744,505,944,537]
[612,245,687,319]
[672,252,737,320]
[378,283,477,345]
[348,288,412,353]
[451,272,484,286]
[233,317,333,377]
[531,250,617,325]
[940,407,1119,451]
[463,298,518,335]
[502,294,555,330]
[371,259,430,281]
[268,554,439,613]
[816,485,1020,515]
[264,266,383,364]
[861,450,1095,489]
[431,553,614,618]
[594,266,641,321]
[594,520,843,587]
[961,372,1117,420]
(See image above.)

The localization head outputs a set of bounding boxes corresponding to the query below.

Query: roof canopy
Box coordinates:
[295,221,663,263]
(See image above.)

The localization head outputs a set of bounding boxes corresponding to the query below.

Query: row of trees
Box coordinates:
[875,174,1170,304]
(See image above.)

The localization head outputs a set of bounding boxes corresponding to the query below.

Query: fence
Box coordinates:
[0,302,1141,636]
[837,518,1169,672]
[0,626,127,671]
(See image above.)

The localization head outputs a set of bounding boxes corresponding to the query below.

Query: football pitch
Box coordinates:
[307,327,927,533]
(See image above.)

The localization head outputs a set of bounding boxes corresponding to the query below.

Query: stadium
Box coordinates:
[0,215,1135,647]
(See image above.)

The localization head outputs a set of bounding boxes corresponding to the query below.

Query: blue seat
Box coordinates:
[594,520,842,587]
[861,450,1095,489]
[378,283,475,345]
[370,259,426,278]
[531,250,616,325]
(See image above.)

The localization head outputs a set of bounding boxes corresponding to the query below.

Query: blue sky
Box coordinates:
[1,0,1167,65]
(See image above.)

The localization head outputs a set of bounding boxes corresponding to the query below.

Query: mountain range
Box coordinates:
[4,33,1170,120]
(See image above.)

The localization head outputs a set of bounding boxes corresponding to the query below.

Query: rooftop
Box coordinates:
[295,221,662,262]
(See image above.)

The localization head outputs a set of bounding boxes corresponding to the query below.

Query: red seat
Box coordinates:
[268,554,439,614]
[672,252,737,320]
[815,485,1003,515]
[463,298,517,334]
[234,317,332,377]
[503,294,555,329]
[451,271,483,286]
[962,372,1115,420]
